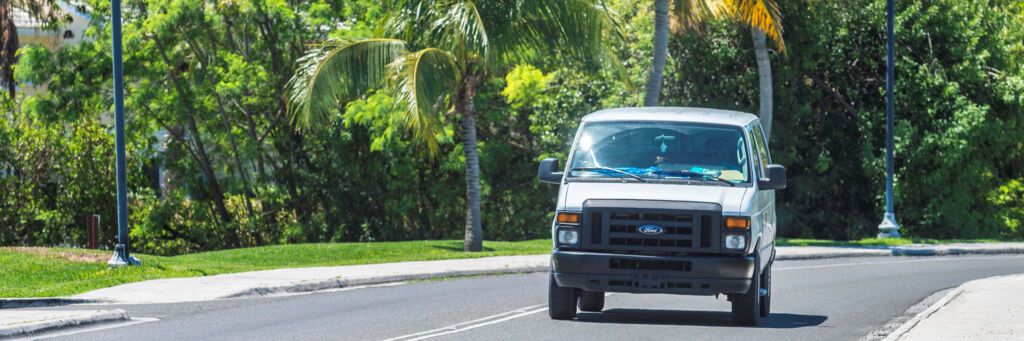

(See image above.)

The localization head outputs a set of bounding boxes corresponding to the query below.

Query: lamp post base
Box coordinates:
[108,244,142,267]
[877,213,901,239]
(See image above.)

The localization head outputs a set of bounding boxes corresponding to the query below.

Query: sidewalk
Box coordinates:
[74,254,549,304]
[886,274,1024,341]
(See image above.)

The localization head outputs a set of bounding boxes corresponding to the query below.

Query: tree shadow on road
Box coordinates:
[575,309,827,329]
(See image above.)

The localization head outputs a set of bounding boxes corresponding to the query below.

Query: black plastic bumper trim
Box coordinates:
[551,249,754,295]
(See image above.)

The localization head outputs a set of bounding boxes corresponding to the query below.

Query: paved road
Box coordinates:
[29,254,1024,341]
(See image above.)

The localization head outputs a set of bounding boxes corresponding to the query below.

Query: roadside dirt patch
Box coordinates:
[1,247,109,263]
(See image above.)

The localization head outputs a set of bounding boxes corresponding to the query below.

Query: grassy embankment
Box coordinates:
[0,239,550,298]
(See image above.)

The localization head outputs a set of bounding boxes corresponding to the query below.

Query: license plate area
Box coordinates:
[632,274,667,289]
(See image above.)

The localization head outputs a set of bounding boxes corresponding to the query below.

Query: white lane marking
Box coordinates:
[22,317,159,340]
[397,307,548,341]
[776,254,1024,272]
[382,293,617,341]
[380,304,546,341]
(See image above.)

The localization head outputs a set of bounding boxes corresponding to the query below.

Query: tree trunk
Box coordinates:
[0,4,19,99]
[461,78,483,252]
[751,27,773,139]
[644,0,670,107]
[153,35,236,244]
[186,117,234,225]
[161,124,186,197]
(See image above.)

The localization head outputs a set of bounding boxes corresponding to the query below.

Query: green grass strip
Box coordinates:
[0,239,551,298]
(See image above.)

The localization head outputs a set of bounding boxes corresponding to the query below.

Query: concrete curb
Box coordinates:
[220,264,550,299]
[0,309,129,339]
[880,274,1019,341]
[889,244,1024,256]
[881,287,965,341]
[0,298,104,310]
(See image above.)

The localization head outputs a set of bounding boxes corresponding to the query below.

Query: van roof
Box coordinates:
[581,107,759,127]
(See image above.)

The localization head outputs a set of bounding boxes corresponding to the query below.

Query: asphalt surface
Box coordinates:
[25,254,1024,341]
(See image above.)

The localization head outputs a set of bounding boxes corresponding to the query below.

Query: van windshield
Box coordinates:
[567,121,750,184]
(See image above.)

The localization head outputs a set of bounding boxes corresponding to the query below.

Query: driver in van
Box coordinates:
[703,138,742,171]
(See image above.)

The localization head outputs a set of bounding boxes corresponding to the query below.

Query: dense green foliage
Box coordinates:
[663,0,1024,239]
[1,0,1021,253]
[0,239,549,297]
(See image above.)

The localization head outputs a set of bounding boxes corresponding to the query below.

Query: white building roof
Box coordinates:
[11,7,44,29]
[12,1,90,30]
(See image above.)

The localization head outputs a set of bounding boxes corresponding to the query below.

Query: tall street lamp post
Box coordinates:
[878,0,901,238]
[108,0,140,266]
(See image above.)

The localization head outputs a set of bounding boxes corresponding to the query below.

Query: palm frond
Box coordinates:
[671,0,725,33]
[500,0,613,66]
[382,0,432,44]
[432,0,490,61]
[287,38,407,128]
[389,48,460,155]
[724,0,785,52]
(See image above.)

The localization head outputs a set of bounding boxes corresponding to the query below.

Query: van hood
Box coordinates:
[559,182,751,215]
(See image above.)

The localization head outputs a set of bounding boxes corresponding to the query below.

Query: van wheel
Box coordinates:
[578,291,605,312]
[549,273,577,320]
[732,251,761,326]
[760,259,772,317]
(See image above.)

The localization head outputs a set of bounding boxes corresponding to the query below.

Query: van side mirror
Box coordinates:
[758,164,787,190]
[538,158,564,184]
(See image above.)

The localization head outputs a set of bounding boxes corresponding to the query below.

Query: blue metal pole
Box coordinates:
[108,0,137,266]
[878,0,901,238]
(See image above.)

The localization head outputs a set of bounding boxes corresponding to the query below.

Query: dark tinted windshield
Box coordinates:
[568,121,750,184]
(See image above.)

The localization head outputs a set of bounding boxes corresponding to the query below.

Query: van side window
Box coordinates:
[748,126,763,179]
[752,124,770,171]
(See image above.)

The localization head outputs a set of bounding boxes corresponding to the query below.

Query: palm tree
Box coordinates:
[0,1,67,98]
[289,0,613,251]
[645,0,784,138]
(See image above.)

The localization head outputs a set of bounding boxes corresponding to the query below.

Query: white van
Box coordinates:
[538,107,787,325]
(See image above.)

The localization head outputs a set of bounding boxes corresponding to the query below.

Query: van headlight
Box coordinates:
[557,228,579,246]
[724,234,746,250]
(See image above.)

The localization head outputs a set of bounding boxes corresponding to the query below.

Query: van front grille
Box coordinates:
[581,199,722,253]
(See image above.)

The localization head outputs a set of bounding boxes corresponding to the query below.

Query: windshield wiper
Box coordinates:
[571,167,645,182]
[648,170,735,187]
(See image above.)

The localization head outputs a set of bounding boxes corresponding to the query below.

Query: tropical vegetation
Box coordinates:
[0,0,1022,255]
[287,0,615,251]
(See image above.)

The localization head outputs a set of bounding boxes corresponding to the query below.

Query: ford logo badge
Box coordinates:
[638,225,664,235]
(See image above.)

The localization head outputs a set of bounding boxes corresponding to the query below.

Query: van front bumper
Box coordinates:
[551,249,754,295]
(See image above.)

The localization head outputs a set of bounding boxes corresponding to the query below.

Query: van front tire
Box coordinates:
[731,252,761,326]
[760,257,772,317]
[549,273,578,320]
